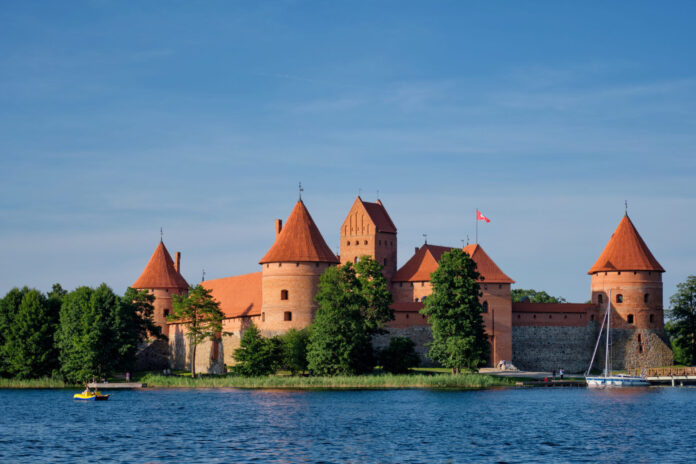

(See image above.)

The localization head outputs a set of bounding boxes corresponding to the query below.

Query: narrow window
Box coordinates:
[399,282,403,287]
[354,257,358,263]
[564,315,567,319]
[284,311,292,321]
[355,241,359,245]
[616,294,623,303]
[627,314,634,324]
[410,282,413,287]
[517,314,521,319]
[484,284,488,290]
[644,293,649,303]
[421,282,425,287]
[280,289,289,300]
[262,312,265,322]
[498,284,502,289]
[164,309,170,317]
[590,315,595,321]
[406,313,409,319]
[482,301,488,313]
[637,334,642,343]
[384,258,387,266]
[650,314,654,323]
[598,294,603,304]
[618,271,621,275]
[638,345,643,354]
[279,263,282,268]
[533,315,536,319]
[364,240,368,245]
[296,262,300,267]
[347,241,350,246]
[316,263,319,267]
[549,315,552,319]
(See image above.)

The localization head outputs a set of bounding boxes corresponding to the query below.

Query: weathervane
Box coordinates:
[625,200,628,215]
[201,268,206,283]
[423,233,428,245]
[358,187,362,198]
[299,182,304,201]
[160,227,163,242]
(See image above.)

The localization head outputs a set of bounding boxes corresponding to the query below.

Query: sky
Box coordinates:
[1,1,695,304]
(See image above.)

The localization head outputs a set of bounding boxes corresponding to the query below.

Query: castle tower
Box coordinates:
[588,214,673,369]
[340,196,397,281]
[132,241,189,336]
[259,200,339,335]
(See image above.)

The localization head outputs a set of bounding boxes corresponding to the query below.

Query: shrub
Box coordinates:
[379,337,420,374]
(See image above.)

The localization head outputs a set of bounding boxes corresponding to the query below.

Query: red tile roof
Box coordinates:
[202,272,262,318]
[259,200,339,264]
[392,243,514,284]
[133,241,189,290]
[360,198,397,233]
[462,244,515,284]
[512,302,595,313]
[588,215,664,274]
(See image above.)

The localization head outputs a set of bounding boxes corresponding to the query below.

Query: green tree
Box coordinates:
[307,263,374,375]
[169,285,224,377]
[511,288,567,303]
[355,256,394,334]
[232,323,280,376]
[56,285,121,383]
[114,287,161,372]
[279,328,310,375]
[378,336,420,374]
[3,289,60,378]
[420,249,489,373]
[0,287,30,377]
[666,276,696,365]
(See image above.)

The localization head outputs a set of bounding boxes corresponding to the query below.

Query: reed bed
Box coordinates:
[0,377,75,389]
[139,372,515,389]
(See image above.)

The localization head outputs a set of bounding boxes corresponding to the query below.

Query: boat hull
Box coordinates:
[586,376,650,388]
[73,393,111,401]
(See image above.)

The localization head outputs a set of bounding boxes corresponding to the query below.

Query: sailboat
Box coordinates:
[585,290,650,388]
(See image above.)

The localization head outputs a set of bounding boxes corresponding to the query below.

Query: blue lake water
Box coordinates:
[0,387,694,463]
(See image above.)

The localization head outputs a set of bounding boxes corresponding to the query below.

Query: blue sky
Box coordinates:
[1,1,695,303]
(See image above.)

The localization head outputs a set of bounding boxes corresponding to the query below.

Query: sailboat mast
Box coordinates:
[604,290,611,378]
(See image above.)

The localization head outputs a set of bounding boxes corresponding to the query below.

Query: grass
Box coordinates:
[138,372,516,389]
[0,377,76,389]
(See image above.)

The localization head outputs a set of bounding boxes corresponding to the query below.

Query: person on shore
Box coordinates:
[559,368,564,380]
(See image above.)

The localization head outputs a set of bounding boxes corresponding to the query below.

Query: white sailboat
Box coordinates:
[585,290,650,388]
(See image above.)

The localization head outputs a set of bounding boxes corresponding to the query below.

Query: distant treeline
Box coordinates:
[0,284,159,383]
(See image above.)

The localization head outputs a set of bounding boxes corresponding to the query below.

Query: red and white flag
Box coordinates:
[477,209,490,223]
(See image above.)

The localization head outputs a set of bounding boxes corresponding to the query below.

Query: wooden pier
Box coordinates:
[628,367,696,386]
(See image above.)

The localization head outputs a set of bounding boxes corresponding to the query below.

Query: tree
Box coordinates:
[511,288,567,303]
[169,285,224,377]
[0,287,30,377]
[56,285,121,383]
[279,328,310,375]
[232,323,280,376]
[114,287,161,372]
[378,337,420,374]
[667,276,696,365]
[355,256,394,334]
[420,249,489,373]
[307,263,374,375]
[3,289,60,379]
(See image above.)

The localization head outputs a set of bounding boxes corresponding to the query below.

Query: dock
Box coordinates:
[629,367,696,386]
[88,382,146,389]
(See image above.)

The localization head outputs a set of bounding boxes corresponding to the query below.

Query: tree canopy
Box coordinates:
[667,276,696,365]
[232,323,280,376]
[307,263,374,375]
[420,249,489,373]
[170,285,225,377]
[511,288,567,304]
[355,257,394,335]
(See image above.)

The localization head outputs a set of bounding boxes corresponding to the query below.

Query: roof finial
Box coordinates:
[376,189,380,200]
[358,187,362,198]
[299,182,304,201]
[201,268,206,283]
[624,200,628,216]
[423,233,427,245]
[160,227,163,242]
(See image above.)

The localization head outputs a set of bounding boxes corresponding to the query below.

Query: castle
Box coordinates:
[133,196,673,373]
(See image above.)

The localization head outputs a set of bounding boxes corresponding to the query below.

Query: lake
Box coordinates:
[0,387,693,463]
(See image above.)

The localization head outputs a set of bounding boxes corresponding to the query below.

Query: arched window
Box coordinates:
[284,311,292,321]
[627,314,634,324]
[650,314,654,323]
[354,241,359,246]
[280,290,289,300]
[364,240,368,245]
[347,241,350,246]
[616,294,623,303]
[482,301,488,313]
[644,293,649,303]
[598,294,603,304]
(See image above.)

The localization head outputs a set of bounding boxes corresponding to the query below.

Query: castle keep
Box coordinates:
[133,196,673,373]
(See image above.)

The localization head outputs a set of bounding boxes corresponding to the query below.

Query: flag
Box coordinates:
[477,209,490,223]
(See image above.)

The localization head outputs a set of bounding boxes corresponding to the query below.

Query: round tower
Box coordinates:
[259,200,339,335]
[588,214,672,369]
[132,240,189,336]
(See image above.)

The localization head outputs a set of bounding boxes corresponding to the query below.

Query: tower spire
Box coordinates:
[625,200,628,215]
[160,227,163,242]
[298,182,304,201]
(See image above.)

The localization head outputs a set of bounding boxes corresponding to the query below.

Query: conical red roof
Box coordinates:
[133,241,189,289]
[588,215,664,274]
[259,200,339,264]
[392,243,514,283]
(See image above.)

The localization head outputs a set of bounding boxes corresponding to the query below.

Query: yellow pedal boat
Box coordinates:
[73,391,111,401]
